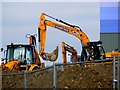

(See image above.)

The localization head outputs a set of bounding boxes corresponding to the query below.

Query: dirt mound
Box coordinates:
[1,63,114,89]
[57,64,113,88]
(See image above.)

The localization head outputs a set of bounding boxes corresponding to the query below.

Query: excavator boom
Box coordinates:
[38,12,91,61]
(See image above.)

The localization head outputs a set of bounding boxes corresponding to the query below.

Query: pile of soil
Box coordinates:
[1,63,114,89]
[57,64,113,88]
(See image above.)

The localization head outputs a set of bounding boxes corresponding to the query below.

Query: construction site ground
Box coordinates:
[1,63,116,89]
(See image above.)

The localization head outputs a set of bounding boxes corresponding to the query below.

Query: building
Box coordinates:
[100,2,119,52]
[100,33,120,52]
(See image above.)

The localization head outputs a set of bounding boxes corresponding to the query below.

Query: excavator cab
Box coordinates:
[6,44,35,64]
[90,45,106,60]
[88,41,106,60]
[81,41,106,61]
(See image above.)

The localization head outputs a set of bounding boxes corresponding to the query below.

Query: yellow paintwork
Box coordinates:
[4,60,40,71]
[28,64,39,71]
[4,60,20,70]
[105,52,120,58]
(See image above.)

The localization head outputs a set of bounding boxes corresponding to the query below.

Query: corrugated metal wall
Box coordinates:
[100,33,120,52]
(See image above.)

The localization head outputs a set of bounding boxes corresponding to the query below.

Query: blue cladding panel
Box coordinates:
[100,2,119,33]
[100,20,118,32]
[100,7,118,20]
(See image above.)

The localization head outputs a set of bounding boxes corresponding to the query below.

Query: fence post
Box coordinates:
[118,56,120,90]
[53,62,57,90]
[24,72,27,90]
[113,56,117,89]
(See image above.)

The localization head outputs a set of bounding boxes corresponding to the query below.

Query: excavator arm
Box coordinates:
[38,12,91,61]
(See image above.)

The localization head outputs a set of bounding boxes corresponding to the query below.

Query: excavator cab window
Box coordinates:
[98,46,106,59]
[6,45,35,64]
[92,45,101,60]
[91,45,105,60]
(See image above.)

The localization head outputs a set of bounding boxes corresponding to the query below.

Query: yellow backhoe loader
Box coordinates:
[1,34,45,71]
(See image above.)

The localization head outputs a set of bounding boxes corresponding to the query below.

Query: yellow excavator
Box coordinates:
[62,42,78,63]
[1,34,45,71]
[38,12,107,62]
[38,12,120,62]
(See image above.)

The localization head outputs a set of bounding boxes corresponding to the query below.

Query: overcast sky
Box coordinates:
[1,1,119,66]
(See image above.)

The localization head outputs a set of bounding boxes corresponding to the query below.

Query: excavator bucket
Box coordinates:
[41,46,58,62]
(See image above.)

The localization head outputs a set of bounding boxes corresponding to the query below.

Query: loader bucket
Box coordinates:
[4,60,20,70]
[41,46,58,62]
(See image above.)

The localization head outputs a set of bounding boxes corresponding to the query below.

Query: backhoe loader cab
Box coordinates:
[6,44,35,64]
[3,44,43,71]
